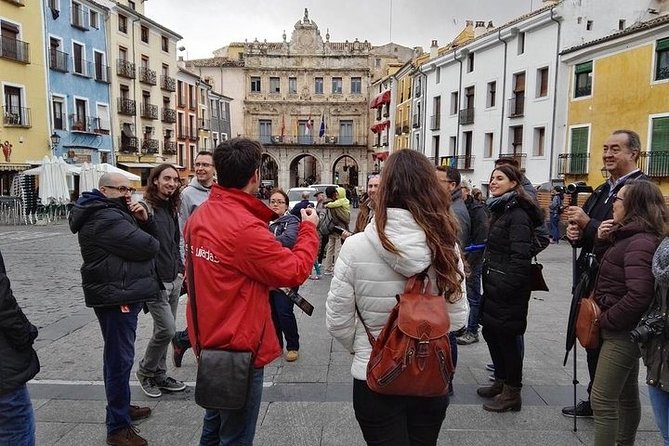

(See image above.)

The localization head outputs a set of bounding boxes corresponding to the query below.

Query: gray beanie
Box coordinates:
[652,237,669,286]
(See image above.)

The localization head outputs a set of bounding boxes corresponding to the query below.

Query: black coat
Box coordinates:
[481,193,544,335]
[0,250,39,395]
[69,190,161,307]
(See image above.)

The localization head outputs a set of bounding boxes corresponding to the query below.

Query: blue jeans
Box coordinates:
[0,384,35,446]
[270,290,299,351]
[550,213,560,242]
[465,262,482,333]
[94,303,142,435]
[591,331,641,446]
[649,385,669,445]
[199,367,264,446]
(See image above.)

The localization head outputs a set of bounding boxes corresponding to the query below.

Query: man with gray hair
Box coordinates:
[290,190,313,217]
[69,173,161,446]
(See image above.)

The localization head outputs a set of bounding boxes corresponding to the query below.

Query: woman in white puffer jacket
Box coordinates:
[326,149,468,446]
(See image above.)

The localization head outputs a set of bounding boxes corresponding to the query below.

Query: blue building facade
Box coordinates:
[44,0,113,164]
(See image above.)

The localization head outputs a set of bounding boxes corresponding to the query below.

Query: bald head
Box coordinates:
[98,173,133,198]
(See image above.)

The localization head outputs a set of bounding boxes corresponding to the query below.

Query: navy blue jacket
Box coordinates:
[69,190,161,307]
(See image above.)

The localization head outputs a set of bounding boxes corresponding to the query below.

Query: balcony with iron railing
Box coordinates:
[72,59,93,78]
[395,125,402,136]
[198,118,210,130]
[139,67,157,85]
[638,151,669,178]
[117,98,136,116]
[430,115,440,131]
[140,103,158,120]
[118,136,139,153]
[188,98,196,110]
[161,108,176,123]
[94,64,110,83]
[412,114,420,128]
[160,75,176,91]
[162,140,176,155]
[252,133,366,146]
[116,59,136,79]
[557,152,589,176]
[71,3,88,30]
[69,115,100,133]
[2,106,31,127]
[177,127,187,139]
[575,86,592,97]
[188,131,198,141]
[507,95,525,118]
[177,95,186,108]
[0,35,30,63]
[499,152,527,170]
[142,138,159,154]
[441,154,475,171]
[459,108,474,125]
[49,49,68,72]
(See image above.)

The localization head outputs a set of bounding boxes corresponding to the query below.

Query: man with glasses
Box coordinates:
[562,129,648,418]
[69,173,160,446]
[172,151,215,367]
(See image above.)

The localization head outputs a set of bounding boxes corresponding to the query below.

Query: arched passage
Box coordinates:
[288,153,321,187]
[260,153,279,188]
[332,155,359,187]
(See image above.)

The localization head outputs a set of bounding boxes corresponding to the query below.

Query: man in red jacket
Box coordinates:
[184,137,319,445]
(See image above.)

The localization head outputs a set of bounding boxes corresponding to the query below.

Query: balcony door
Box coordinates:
[339,121,353,145]
[259,120,272,144]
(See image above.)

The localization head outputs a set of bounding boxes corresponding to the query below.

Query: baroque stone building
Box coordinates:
[187,9,413,189]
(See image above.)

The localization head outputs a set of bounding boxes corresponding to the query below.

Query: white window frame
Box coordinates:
[71,39,87,76]
[72,95,89,128]
[51,93,67,131]
[96,102,110,131]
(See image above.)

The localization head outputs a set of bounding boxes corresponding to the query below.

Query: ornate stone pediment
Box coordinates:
[290,8,324,54]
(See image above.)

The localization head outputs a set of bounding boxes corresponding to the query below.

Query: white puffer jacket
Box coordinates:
[326,208,469,381]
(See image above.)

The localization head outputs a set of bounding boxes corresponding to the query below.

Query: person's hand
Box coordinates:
[565,206,590,229]
[341,230,353,240]
[128,202,148,222]
[300,207,320,227]
[597,219,615,240]
[566,222,582,242]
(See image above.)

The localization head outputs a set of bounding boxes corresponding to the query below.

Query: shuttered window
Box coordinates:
[656,38,669,81]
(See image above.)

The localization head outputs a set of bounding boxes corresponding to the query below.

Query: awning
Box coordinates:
[370,90,391,109]
[0,163,31,172]
[372,151,389,161]
[121,126,135,137]
[370,120,390,134]
[118,162,159,169]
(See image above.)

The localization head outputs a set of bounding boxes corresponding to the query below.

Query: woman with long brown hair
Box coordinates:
[591,180,668,445]
[326,150,468,445]
[476,164,544,412]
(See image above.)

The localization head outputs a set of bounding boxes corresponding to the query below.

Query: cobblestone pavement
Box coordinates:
[1,220,663,445]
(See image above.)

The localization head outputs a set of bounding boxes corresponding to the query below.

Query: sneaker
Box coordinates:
[323,271,333,276]
[285,350,299,362]
[155,376,186,392]
[309,275,321,280]
[456,331,479,345]
[485,363,495,372]
[106,425,147,446]
[172,337,187,368]
[561,400,593,418]
[488,374,496,382]
[128,405,151,421]
[135,372,161,398]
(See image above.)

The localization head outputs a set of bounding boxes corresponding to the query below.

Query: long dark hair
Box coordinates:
[375,150,464,299]
[619,180,669,237]
[144,163,181,216]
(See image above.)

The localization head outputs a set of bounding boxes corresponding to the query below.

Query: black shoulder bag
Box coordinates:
[186,235,254,411]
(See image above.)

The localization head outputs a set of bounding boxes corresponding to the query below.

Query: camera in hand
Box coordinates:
[630,312,666,343]
[566,181,594,206]
[283,288,314,316]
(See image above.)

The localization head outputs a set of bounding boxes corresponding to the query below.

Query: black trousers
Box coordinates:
[586,345,601,396]
[482,325,524,387]
[353,379,449,446]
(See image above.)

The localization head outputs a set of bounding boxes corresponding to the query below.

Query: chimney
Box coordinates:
[486,20,495,31]
[430,39,438,59]
[474,20,486,37]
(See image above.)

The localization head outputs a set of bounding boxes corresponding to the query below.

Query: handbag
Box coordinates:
[529,258,549,292]
[575,295,601,349]
[186,234,254,411]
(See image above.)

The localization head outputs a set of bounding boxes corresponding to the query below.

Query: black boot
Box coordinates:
[483,384,522,412]
[476,379,504,398]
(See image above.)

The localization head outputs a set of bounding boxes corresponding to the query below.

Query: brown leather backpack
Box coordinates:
[356,273,454,397]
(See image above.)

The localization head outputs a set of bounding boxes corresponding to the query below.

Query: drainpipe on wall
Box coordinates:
[416,65,430,163]
[131,16,140,154]
[496,27,518,156]
[549,6,562,181]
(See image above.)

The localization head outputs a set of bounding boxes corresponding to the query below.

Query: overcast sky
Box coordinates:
[145,0,541,59]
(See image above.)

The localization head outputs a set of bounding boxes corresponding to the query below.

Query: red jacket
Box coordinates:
[185,185,319,367]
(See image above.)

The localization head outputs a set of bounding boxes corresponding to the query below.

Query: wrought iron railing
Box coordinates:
[162,108,176,123]
[639,151,669,178]
[140,103,158,120]
[198,118,210,130]
[160,75,176,91]
[498,152,527,170]
[557,152,589,175]
[49,49,68,72]
[139,67,157,85]
[71,3,88,29]
[459,108,474,125]
[441,155,475,171]
[94,64,110,83]
[163,140,177,155]
[117,98,136,116]
[430,115,440,130]
[142,138,159,154]
[507,96,525,117]
[2,106,31,127]
[117,59,136,79]
[575,86,592,97]
[118,136,139,153]
[0,35,30,63]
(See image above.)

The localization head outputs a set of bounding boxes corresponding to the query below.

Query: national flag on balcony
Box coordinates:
[319,113,325,137]
[305,115,313,135]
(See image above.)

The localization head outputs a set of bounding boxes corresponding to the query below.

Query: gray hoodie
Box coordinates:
[179,178,212,258]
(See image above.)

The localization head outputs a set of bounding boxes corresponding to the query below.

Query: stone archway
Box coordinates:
[332,154,359,187]
[287,153,321,187]
[260,153,279,187]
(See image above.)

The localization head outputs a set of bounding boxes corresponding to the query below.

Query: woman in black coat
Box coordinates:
[476,164,544,413]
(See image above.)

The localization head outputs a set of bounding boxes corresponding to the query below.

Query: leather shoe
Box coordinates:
[106,426,147,446]
[129,405,151,421]
[286,350,299,362]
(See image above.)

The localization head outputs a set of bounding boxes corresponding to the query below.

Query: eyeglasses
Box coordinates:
[269,200,286,205]
[613,195,624,203]
[194,162,213,168]
[103,185,136,194]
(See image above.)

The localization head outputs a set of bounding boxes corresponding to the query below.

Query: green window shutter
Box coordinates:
[575,61,593,74]
[571,127,589,154]
[651,117,669,152]
[657,38,669,52]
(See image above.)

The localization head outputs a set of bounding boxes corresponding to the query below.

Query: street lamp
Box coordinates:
[50,132,61,149]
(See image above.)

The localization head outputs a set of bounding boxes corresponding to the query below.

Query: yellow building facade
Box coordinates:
[0,0,50,193]
[561,16,669,193]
